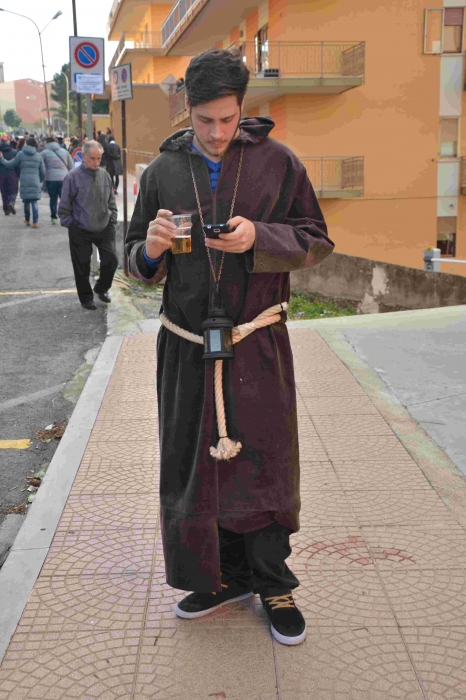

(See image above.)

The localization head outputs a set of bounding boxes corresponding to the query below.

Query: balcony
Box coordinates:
[162,0,259,55]
[301,157,364,198]
[169,42,365,125]
[108,0,172,41]
[110,31,163,69]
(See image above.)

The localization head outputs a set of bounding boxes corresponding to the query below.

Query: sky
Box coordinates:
[0,0,117,84]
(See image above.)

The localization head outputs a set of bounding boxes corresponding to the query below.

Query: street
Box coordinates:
[0,196,107,540]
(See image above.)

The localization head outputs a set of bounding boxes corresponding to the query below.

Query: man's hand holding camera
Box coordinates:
[206,216,256,253]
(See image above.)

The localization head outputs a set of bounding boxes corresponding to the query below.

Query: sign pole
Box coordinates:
[71,0,83,145]
[87,93,98,275]
[122,99,129,277]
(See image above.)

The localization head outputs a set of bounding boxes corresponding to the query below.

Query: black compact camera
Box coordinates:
[203,223,231,239]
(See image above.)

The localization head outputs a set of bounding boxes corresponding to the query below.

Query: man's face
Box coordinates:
[84,147,102,170]
[188,94,242,159]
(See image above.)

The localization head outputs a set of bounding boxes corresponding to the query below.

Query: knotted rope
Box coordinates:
[159,302,288,461]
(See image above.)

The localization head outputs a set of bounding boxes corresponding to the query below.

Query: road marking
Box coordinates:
[0,292,77,310]
[0,384,65,413]
[0,290,76,296]
[0,440,31,450]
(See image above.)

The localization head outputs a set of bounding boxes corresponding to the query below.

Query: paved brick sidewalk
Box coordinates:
[1,328,465,699]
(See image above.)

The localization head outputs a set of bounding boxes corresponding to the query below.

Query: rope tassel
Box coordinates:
[159,302,288,461]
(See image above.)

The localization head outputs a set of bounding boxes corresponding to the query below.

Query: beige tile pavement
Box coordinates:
[1,328,466,699]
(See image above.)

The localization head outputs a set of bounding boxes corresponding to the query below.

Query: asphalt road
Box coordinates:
[0,195,108,544]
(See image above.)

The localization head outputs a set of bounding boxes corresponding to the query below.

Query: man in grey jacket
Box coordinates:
[58,140,118,311]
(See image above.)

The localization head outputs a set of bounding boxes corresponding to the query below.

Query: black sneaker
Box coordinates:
[175,578,254,619]
[260,589,307,646]
[81,300,97,310]
[95,291,111,304]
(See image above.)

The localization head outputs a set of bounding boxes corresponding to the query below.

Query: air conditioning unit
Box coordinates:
[264,68,279,78]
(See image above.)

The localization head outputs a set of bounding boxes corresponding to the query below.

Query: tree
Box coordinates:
[51,62,78,131]
[4,109,22,128]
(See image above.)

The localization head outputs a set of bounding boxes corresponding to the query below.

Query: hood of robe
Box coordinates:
[159,116,275,153]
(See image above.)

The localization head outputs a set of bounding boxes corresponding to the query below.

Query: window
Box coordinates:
[254,24,268,74]
[424,8,464,53]
[439,118,459,157]
[437,216,456,256]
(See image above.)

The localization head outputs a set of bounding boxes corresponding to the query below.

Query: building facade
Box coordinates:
[0,69,57,132]
[107,0,466,275]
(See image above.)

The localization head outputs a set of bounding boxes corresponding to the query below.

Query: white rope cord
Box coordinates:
[159,302,288,461]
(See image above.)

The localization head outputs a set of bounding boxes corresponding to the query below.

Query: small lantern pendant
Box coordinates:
[201,307,234,360]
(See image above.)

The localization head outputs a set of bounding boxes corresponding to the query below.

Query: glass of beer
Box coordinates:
[168,214,193,254]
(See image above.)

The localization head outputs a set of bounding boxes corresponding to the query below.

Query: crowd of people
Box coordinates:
[0,127,123,228]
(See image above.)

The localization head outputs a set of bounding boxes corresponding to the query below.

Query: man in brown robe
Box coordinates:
[125,49,334,646]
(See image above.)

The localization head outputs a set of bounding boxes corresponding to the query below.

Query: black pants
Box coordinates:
[45,180,63,220]
[68,222,118,304]
[0,175,18,213]
[112,174,119,191]
[218,521,299,595]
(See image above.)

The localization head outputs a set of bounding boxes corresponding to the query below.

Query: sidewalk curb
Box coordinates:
[0,335,123,663]
[318,328,466,523]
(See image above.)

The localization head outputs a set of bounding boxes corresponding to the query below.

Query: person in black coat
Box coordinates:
[105,136,124,194]
[0,137,19,215]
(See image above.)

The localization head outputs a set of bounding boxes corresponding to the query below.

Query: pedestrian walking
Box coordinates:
[58,140,118,311]
[97,131,110,170]
[126,49,334,646]
[0,137,45,228]
[56,134,67,150]
[105,135,123,194]
[0,136,19,216]
[41,137,74,224]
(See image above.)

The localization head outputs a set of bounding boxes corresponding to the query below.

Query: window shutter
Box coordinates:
[444,8,463,26]
[424,8,443,54]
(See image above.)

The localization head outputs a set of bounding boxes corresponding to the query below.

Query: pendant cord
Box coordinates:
[188,145,244,292]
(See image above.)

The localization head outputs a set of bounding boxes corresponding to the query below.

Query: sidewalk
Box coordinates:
[1,321,466,699]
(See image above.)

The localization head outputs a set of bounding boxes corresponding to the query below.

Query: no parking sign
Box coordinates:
[71,147,83,168]
[69,36,105,94]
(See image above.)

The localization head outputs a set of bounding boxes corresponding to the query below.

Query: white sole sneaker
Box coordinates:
[271,622,307,646]
[175,592,254,620]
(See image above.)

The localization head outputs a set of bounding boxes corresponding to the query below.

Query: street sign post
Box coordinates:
[69,37,105,95]
[111,63,133,276]
[70,36,105,276]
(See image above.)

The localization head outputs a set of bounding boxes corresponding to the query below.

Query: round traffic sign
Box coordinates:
[71,147,83,166]
[121,68,128,83]
[113,70,119,84]
[75,42,100,69]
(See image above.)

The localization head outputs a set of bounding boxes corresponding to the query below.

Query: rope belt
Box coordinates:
[159,302,288,461]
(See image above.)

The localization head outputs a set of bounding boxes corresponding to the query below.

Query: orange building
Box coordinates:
[107,0,466,275]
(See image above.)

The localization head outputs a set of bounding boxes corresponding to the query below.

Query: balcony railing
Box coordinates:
[169,84,188,124]
[127,149,157,175]
[301,157,364,197]
[169,42,364,124]
[110,31,163,68]
[239,41,365,78]
[162,0,207,47]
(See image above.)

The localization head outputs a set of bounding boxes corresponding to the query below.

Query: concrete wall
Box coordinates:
[291,253,466,313]
[111,84,173,171]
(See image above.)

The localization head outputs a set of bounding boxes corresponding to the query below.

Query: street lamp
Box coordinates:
[0,8,63,134]
[61,71,70,136]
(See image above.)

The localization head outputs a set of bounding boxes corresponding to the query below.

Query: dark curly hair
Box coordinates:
[185,49,250,108]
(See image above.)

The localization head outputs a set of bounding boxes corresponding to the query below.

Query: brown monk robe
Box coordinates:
[125,117,334,593]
